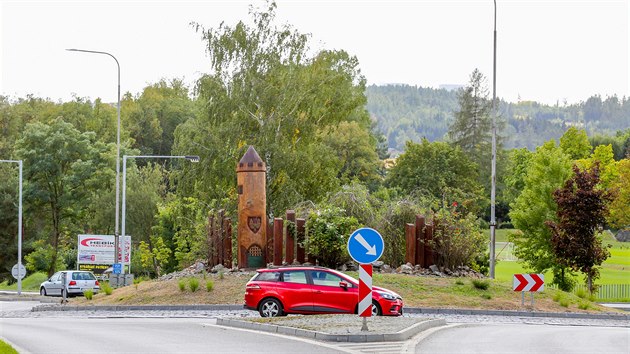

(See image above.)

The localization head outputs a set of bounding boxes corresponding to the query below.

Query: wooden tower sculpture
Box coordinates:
[236,146,267,268]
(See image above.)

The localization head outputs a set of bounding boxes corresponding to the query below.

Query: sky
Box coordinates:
[1,0,628,106]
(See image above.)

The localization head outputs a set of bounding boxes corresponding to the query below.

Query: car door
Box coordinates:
[276,270,313,313]
[310,270,357,314]
[47,272,62,295]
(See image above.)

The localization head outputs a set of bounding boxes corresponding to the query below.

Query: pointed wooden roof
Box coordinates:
[237,145,266,172]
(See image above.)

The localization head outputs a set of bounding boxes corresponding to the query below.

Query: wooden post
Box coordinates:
[223,217,232,268]
[405,223,416,265]
[415,215,426,267]
[266,218,274,265]
[285,210,296,264]
[296,218,306,264]
[424,222,434,267]
[273,218,284,266]
[218,209,225,266]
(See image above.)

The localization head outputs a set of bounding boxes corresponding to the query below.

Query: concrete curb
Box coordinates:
[215,317,447,342]
[27,303,630,321]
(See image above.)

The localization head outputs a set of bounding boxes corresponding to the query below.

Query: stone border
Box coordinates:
[216,317,447,342]
[28,303,630,321]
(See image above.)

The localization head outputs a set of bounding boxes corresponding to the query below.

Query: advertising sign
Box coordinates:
[77,235,131,274]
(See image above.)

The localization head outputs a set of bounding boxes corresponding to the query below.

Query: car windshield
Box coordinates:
[72,272,96,280]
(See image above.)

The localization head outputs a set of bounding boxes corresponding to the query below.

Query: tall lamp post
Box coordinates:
[121,155,200,275]
[489,0,498,279]
[66,49,122,263]
[1,160,23,295]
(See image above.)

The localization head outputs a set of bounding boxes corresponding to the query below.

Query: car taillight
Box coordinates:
[69,280,77,286]
[246,284,261,290]
[95,281,100,286]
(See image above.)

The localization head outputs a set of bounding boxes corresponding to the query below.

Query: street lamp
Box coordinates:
[120,155,200,275]
[66,48,122,264]
[489,0,498,279]
[1,160,23,295]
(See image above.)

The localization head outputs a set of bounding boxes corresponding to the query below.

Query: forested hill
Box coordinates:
[366,84,630,155]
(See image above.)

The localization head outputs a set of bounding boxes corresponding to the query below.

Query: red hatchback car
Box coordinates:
[244,266,404,317]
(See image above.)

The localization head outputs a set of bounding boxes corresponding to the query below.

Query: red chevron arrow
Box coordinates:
[513,274,528,291]
[530,274,544,291]
[513,274,545,292]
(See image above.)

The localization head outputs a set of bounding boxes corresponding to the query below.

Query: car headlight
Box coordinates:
[376,291,397,300]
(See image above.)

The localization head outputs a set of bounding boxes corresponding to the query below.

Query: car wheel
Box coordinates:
[372,301,382,316]
[259,298,283,318]
[40,287,47,296]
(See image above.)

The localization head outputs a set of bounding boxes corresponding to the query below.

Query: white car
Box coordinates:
[40,270,100,297]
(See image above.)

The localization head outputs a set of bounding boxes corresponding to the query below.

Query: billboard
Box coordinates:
[77,235,131,274]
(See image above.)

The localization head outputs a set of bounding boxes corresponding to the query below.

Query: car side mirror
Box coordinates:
[339,281,348,290]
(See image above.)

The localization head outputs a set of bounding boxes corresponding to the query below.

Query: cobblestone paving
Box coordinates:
[2,302,627,329]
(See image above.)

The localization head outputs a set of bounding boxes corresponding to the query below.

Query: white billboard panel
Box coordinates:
[77,235,131,274]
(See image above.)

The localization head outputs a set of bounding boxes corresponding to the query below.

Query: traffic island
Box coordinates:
[216,314,446,342]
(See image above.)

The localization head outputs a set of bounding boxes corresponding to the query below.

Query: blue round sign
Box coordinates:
[347,227,384,264]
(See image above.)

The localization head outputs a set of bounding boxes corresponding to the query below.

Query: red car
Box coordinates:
[244,266,404,317]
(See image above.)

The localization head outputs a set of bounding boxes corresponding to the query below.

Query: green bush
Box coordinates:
[578,302,590,310]
[305,206,359,267]
[178,279,186,292]
[189,277,199,292]
[481,293,492,300]
[432,206,486,271]
[101,281,113,295]
[552,292,564,302]
[575,288,587,299]
[219,271,224,280]
[84,289,94,300]
[471,279,490,290]
[206,280,214,292]
[559,298,570,308]
[455,279,465,285]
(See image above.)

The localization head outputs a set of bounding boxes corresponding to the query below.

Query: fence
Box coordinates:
[550,283,630,301]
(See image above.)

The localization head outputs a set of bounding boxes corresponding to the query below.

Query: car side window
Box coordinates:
[256,271,281,282]
[50,272,60,282]
[282,271,308,284]
[311,271,344,287]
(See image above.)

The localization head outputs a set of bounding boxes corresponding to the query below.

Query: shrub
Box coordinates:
[206,280,214,292]
[559,298,570,308]
[305,206,359,267]
[432,207,486,270]
[178,279,186,292]
[471,279,490,290]
[552,292,564,302]
[101,282,113,296]
[455,279,465,285]
[575,288,587,299]
[219,271,224,280]
[189,277,199,292]
[578,302,590,310]
[84,289,94,300]
[481,294,492,300]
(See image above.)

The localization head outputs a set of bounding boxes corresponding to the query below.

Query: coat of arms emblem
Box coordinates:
[248,216,262,234]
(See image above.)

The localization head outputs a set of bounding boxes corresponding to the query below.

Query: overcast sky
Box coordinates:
[1,0,628,106]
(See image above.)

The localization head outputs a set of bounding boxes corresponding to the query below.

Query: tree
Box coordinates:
[608,158,630,229]
[15,118,112,276]
[386,139,485,215]
[509,140,574,289]
[175,1,375,216]
[546,163,613,293]
[560,127,591,160]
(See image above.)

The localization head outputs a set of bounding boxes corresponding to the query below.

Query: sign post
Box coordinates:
[513,273,544,307]
[348,227,384,332]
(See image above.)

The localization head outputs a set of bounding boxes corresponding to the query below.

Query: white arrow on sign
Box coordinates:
[354,233,377,256]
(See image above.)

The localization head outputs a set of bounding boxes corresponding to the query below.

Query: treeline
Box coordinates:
[367,84,630,154]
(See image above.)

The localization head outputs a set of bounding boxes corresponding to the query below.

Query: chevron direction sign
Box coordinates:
[358,264,373,317]
[513,274,545,292]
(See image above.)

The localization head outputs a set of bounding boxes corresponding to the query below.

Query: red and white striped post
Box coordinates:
[358,264,373,330]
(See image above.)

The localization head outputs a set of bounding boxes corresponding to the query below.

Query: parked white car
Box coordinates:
[39,270,100,297]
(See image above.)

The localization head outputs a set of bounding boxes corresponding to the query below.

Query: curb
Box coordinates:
[28,303,630,321]
[215,317,447,342]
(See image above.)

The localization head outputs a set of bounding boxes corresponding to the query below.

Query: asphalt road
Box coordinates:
[414,323,630,354]
[1,317,346,354]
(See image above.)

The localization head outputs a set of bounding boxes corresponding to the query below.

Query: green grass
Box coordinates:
[484,228,518,243]
[0,272,48,291]
[0,340,18,354]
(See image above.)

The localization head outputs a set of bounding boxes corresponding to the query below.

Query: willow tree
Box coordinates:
[174,1,378,216]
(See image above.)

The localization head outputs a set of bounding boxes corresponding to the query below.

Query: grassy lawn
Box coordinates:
[0,340,18,354]
[0,272,48,292]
